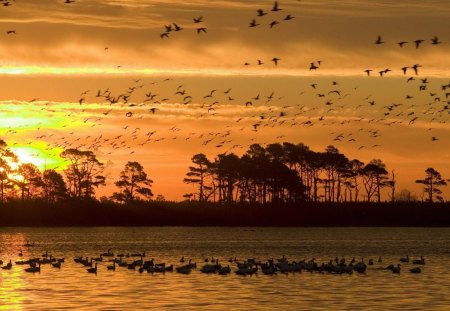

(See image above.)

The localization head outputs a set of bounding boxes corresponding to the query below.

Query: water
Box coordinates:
[0,227,449,310]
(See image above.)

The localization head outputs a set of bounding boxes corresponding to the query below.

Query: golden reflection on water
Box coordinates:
[0,233,27,310]
[0,228,449,310]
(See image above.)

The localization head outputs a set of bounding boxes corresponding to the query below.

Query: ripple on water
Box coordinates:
[0,227,449,310]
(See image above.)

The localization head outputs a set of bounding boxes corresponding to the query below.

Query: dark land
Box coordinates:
[0,201,449,227]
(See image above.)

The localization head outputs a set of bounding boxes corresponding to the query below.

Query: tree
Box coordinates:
[41,169,67,203]
[61,149,105,200]
[361,159,388,203]
[415,168,447,203]
[16,163,42,201]
[385,170,397,203]
[112,161,153,203]
[0,139,17,203]
[395,189,417,202]
[183,154,212,202]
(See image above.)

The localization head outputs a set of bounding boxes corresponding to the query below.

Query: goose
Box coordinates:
[87,263,98,274]
[410,267,421,273]
[52,262,61,269]
[391,264,401,274]
[2,260,12,270]
[412,256,425,265]
[101,249,114,257]
[93,255,103,262]
[179,256,185,263]
[107,262,116,271]
[218,265,231,275]
[176,265,192,274]
[400,255,409,263]
[25,263,40,273]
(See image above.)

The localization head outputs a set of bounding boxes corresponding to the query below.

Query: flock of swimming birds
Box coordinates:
[0,0,449,165]
[0,244,426,276]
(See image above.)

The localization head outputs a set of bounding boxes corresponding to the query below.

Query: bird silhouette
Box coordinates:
[272,57,280,66]
[257,9,267,17]
[249,19,259,27]
[271,1,282,12]
[196,28,207,34]
[431,36,441,45]
[375,35,384,44]
[414,39,424,48]
[193,16,203,23]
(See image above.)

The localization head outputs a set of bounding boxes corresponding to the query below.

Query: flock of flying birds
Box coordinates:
[0,1,449,175]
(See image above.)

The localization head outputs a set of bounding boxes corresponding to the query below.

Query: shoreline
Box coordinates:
[0,201,449,227]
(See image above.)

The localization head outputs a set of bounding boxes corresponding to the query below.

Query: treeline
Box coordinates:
[183,143,449,204]
[0,139,448,206]
[0,139,153,204]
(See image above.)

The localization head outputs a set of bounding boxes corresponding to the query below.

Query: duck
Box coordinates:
[87,263,98,274]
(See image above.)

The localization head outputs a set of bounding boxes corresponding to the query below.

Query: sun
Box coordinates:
[9,145,64,171]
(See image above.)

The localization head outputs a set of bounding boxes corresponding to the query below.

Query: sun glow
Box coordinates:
[9,145,64,171]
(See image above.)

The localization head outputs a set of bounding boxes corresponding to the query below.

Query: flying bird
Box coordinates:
[414,39,424,48]
[257,9,267,17]
[272,57,280,66]
[249,19,259,27]
[375,35,384,44]
[193,16,203,23]
[196,28,207,34]
[398,41,408,47]
[271,1,282,12]
[431,36,441,45]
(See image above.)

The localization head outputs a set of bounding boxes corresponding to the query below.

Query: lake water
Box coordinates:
[0,227,449,310]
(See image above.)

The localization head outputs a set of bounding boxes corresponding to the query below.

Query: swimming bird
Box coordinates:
[87,263,98,273]
[410,267,421,273]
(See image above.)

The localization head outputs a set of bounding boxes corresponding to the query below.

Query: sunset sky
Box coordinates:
[0,0,449,200]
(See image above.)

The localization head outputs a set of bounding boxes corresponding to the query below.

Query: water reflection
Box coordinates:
[0,227,449,310]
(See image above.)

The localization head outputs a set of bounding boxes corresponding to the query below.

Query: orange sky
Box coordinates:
[0,0,449,200]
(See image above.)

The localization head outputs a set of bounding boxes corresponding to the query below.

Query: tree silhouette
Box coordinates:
[416,168,447,203]
[361,159,388,202]
[41,169,67,203]
[183,153,212,202]
[0,139,17,203]
[61,149,105,200]
[112,161,153,203]
[16,163,42,201]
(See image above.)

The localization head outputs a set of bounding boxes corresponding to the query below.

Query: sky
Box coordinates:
[0,0,449,200]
